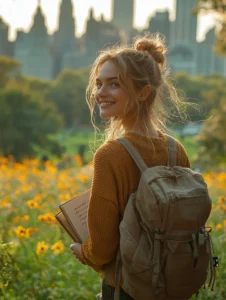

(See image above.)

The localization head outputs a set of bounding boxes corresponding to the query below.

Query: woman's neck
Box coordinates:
[123,121,159,138]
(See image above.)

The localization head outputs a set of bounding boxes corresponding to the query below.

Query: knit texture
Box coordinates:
[81,132,190,286]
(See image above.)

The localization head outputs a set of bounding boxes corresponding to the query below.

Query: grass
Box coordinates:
[57,130,95,163]
[52,129,199,166]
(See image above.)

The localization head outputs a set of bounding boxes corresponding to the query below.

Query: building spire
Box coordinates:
[57,0,76,38]
[30,0,47,36]
[89,8,94,19]
[112,0,134,32]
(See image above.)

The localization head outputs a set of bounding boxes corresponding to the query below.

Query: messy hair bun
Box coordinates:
[134,35,166,67]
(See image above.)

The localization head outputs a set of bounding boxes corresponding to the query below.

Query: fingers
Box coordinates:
[70,243,81,260]
[70,243,75,251]
[70,244,77,256]
[70,243,81,250]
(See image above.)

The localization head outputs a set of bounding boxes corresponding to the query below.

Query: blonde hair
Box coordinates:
[86,34,186,145]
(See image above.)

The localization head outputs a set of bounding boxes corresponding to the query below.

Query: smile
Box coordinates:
[98,102,115,108]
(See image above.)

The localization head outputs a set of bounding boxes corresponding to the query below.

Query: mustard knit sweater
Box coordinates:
[81,132,190,286]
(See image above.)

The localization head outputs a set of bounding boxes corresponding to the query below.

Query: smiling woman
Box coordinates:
[69,34,191,300]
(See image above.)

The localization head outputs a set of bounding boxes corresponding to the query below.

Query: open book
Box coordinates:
[55,190,90,243]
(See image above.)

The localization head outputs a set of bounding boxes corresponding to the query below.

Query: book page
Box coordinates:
[55,212,81,243]
[59,190,90,242]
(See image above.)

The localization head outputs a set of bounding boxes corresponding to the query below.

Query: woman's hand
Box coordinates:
[70,243,84,263]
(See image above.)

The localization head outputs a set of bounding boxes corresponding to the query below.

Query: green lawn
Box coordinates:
[56,130,198,166]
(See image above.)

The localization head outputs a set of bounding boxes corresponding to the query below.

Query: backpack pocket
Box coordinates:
[119,192,142,270]
[120,222,152,280]
[164,240,209,299]
[120,211,152,280]
[129,232,152,280]
[119,221,138,270]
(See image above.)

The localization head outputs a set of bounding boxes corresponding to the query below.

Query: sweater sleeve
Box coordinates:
[81,143,120,270]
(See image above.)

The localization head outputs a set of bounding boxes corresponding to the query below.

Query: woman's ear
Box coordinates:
[138,85,152,102]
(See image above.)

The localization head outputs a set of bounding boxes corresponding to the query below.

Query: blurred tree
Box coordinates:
[196,101,226,166]
[47,68,91,128]
[0,89,64,160]
[0,56,20,88]
[195,0,226,54]
[22,76,52,95]
[175,73,226,122]
[6,75,52,99]
[175,72,226,166]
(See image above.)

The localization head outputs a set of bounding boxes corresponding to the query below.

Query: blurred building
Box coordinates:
[148,11,171,46]
[84,9,120,59]
[167,0,199,75]
[14,3,53,79]
[0,17,14,57]
[112,0,134,33]
[167,0,226,76]
[168,44,196,75]
[52,0,78,77]
[0,0,225,78]
[196,28,226,75]
[171,0,197,46]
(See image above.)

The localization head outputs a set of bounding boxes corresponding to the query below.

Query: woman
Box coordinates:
[70,34,190,299]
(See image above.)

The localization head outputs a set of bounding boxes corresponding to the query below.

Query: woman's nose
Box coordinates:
[96,84,108,97]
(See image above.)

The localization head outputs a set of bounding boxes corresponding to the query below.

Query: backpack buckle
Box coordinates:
[154,231,167,242]
[212,256,219,268]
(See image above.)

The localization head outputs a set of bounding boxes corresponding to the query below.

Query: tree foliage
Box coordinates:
[196,103,226,166]
[175,72,226,122]
[175,72,226,166]
[0,89,63,160]
[196,0,226,54]
[0,56,20,88]
[47,68,91,128]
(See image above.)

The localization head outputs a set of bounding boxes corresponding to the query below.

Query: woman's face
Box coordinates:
[95,60,133,119]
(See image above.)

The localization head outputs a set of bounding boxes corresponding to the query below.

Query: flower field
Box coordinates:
[0,157,226,299]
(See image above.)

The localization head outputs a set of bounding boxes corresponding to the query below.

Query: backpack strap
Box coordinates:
[114,250,122,300]
[116,138,147,173]
[117,135,177,169]
[166,135,177,167]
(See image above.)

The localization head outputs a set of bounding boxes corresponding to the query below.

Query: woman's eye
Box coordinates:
[111,82,119,87]
[96,83,102,89]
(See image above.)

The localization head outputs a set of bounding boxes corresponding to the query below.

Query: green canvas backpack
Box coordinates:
[113,135,218,300]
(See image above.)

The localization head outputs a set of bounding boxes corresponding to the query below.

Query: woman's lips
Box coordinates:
[98,102,115,108]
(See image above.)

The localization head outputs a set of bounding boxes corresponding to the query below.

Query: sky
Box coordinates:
[0,0,217,42]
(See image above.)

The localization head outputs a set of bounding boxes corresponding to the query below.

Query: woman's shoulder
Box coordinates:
[94,139,127,164]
